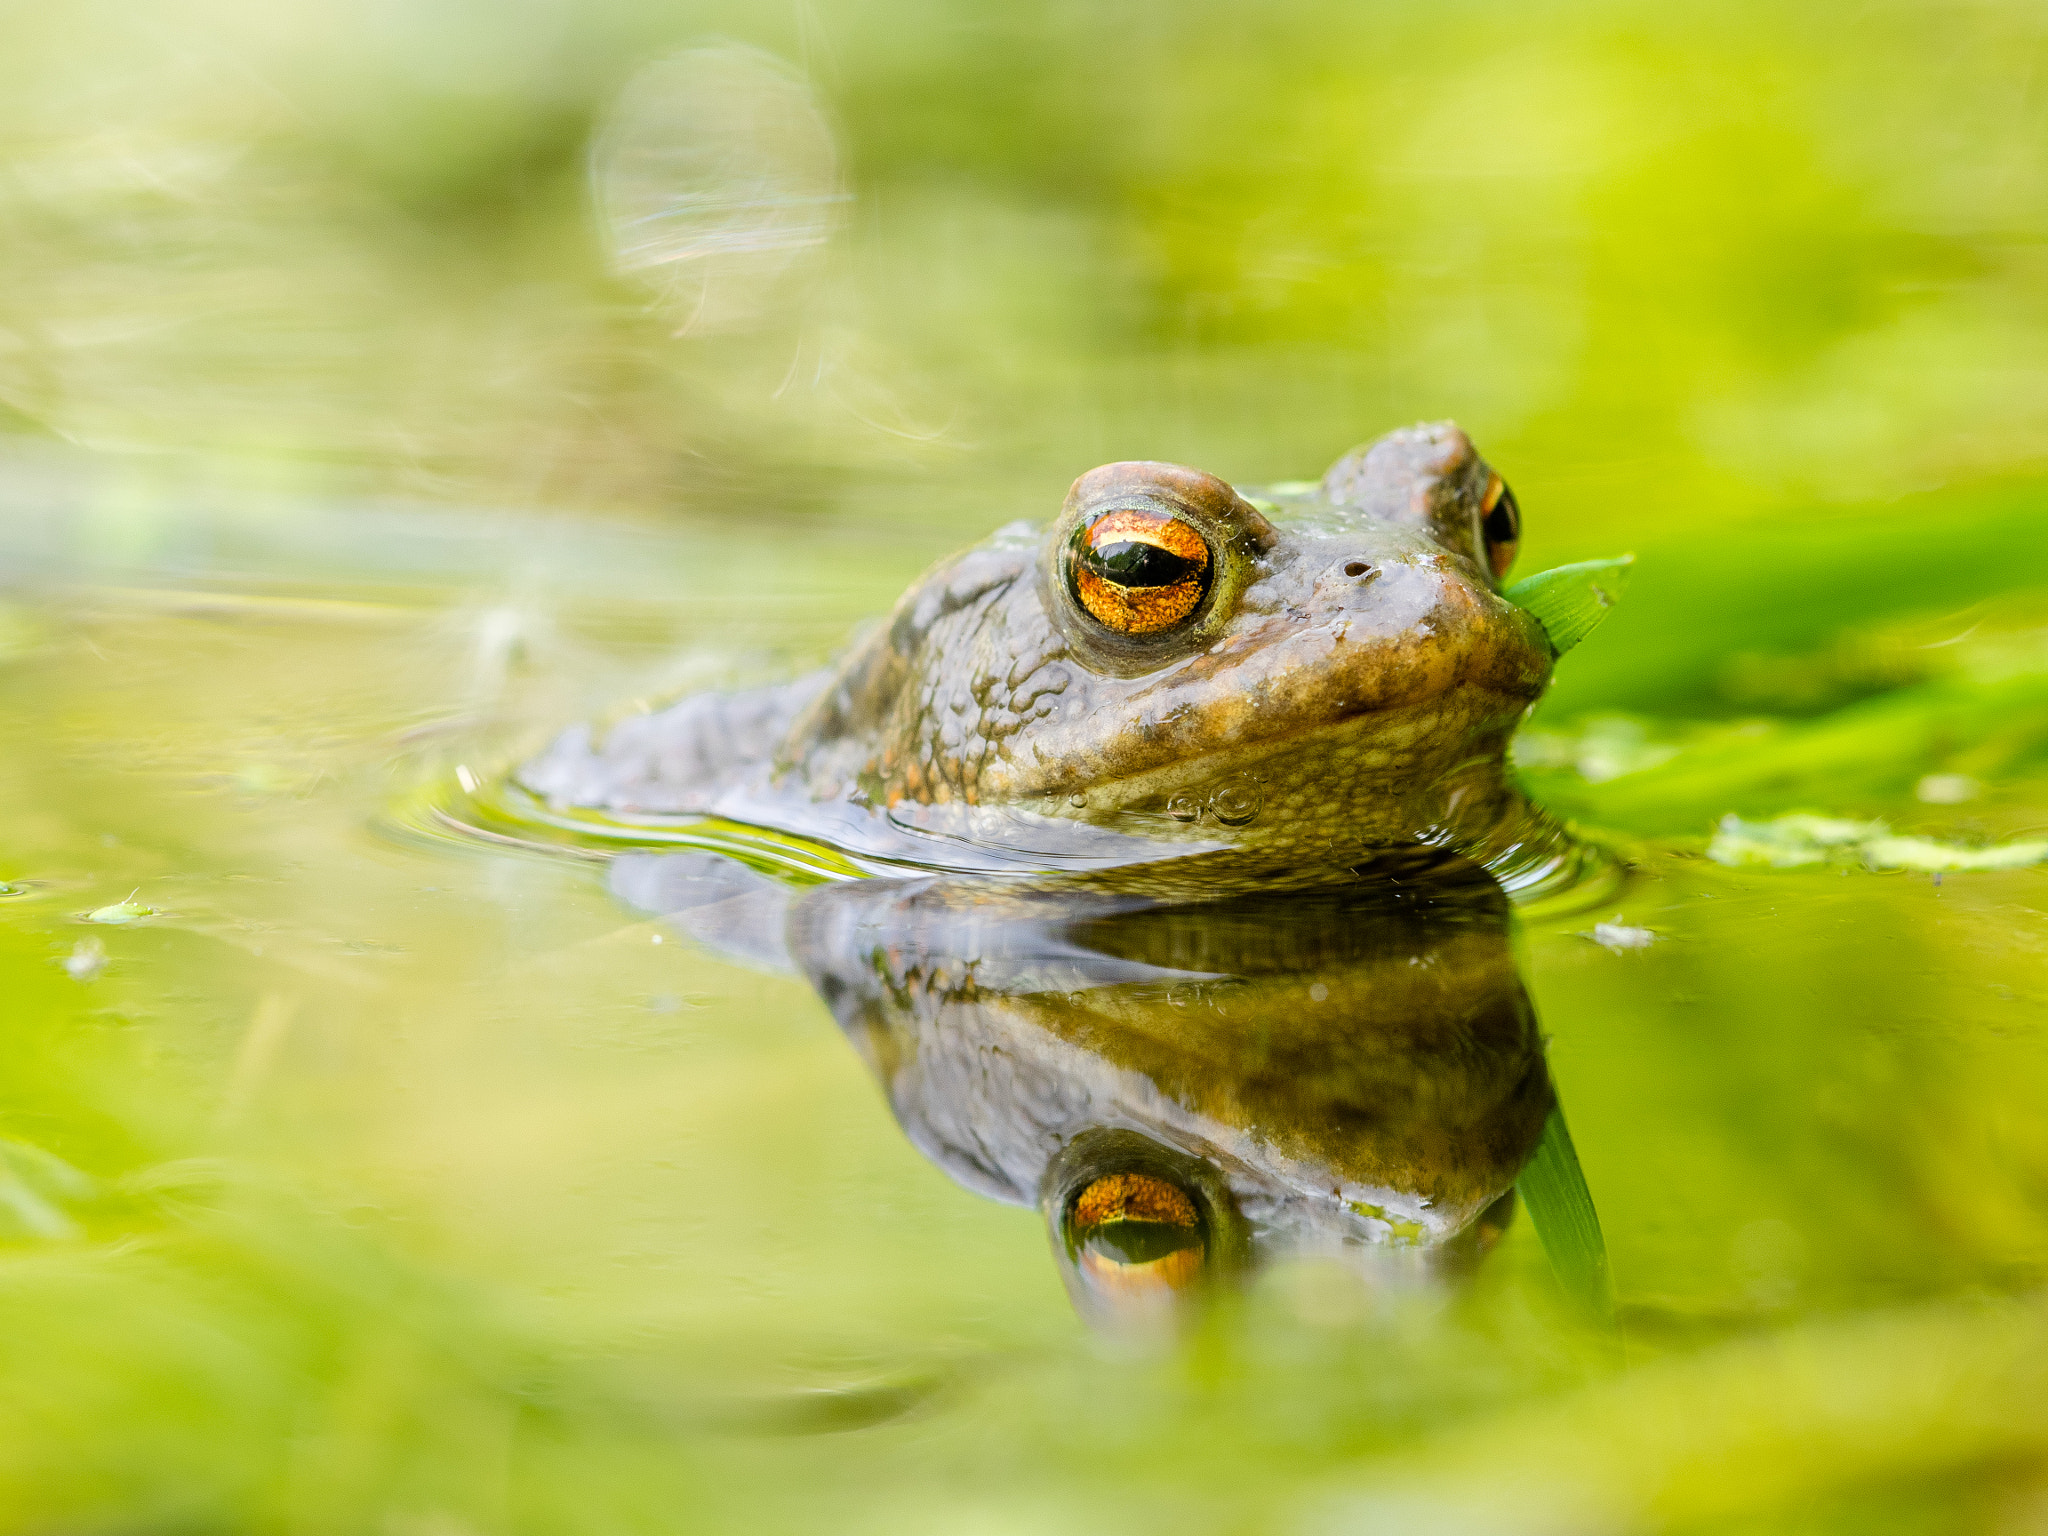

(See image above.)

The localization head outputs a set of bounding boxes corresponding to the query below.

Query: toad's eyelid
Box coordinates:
[1082,507,1210,559]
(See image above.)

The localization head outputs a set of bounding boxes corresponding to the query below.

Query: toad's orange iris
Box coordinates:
[1070,509,1212,635]
[1067,1171,1207,1297]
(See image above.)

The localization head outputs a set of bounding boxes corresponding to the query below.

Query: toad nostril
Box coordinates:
[1342,560,1371,578]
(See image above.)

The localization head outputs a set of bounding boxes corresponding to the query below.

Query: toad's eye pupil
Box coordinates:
[1085,540,1198,587]
[1483,485,1520,546]
[1479,477,1520,580]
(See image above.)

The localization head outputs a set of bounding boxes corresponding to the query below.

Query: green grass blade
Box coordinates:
[1505,555,1635,658]
[1518,1104,1615,1320]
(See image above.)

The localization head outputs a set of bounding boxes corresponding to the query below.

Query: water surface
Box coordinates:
[5,465,2048,1533]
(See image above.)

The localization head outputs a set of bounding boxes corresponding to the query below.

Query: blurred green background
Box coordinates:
[7,0,2048,540]
[8,3,2048,1534]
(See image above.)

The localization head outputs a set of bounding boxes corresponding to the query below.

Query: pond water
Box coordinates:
[5,449,2048,1535]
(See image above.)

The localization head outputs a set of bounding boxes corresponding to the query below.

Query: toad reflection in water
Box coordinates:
[611,850,1566,1328]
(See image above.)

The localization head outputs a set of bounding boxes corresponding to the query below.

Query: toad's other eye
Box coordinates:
[1066,1171,1207,1298]
[1481,474,1520,581]
[1069,508,1212,635]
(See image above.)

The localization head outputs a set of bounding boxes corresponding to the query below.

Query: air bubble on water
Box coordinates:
[1587,916,1657,952]
[63,939,107,982]
[593,44,846,334]
[465,603,555,700]
[1916,773,1980,805]
[1068,794,1086,809]
[1165,791,1202,823]
[1207,776,1262,827]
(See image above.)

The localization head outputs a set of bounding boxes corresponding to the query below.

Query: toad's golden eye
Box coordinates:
[1066,1171,1207,1297]
[1069,508,1212,635]
[1481,473,1521,581]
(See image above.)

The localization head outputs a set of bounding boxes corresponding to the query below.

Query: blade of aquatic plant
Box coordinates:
[1505,556,1634,658]
[1517,1105,1614,1319]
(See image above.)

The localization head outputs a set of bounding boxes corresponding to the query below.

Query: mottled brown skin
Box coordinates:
[522,422,1553,868]
[775,421,1550,856]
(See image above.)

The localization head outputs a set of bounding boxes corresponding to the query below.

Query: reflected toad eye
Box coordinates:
[1066,1171,1207,1297]
[1481,474,1520,581]
[1069,508,1213,635]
